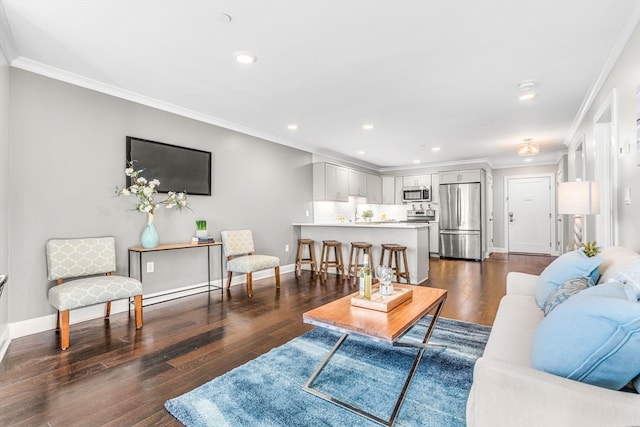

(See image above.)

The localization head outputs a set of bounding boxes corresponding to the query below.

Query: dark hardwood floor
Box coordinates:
[0,253,553,426]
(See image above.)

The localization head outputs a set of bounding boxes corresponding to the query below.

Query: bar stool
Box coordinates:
[295,238,318,277]
[347,242,374,278]
[379,244,410,284]
[320,240,345,280]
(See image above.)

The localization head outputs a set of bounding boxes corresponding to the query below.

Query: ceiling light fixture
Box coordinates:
[287,124,298,130]
[234,51,257,64]
[362,124,374,130]
[518,80,537,100]
[413,160,421,164]
[357,150,365,155]
[432,147,441,152]
[517,139,540,157]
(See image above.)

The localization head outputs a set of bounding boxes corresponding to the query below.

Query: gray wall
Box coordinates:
[0,39,9,346]
[568,21,640,251]
[8,69,313,323]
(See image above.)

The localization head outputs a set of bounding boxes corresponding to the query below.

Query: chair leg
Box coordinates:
[295,243,303,277]
[60,310,70,350]
[226,271,233,288]
[105,301,111,319]
[56,310,60,330]
[134,295,143,329]
[275,266,281,288]
[246,273,253,297]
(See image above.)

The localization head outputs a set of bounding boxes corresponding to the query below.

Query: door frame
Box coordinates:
[503,173,558,255]
[593,89,618,247]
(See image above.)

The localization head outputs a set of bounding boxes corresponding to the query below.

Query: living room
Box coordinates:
[1,2,640,426]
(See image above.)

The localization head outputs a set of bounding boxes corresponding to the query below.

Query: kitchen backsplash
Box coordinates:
[313,197,431,223]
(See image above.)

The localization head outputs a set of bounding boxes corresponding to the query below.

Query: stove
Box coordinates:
[405,204,436,223]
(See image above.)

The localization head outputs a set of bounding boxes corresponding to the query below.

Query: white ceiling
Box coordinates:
[1,0,639,170]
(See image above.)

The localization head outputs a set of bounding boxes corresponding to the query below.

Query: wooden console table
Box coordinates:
[128,242,224,305]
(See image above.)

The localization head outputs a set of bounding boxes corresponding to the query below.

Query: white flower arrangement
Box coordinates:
[115,161,188,215]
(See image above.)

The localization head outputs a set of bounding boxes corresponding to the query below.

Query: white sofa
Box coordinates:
[466,247,640,427]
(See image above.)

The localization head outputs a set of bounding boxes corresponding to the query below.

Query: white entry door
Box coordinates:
[506,175,554,254]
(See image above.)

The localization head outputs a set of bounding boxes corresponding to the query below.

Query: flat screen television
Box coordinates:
[126,136,212,196]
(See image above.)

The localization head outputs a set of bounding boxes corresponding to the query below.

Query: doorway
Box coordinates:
[504,174,556,255]
[593,89,618,247]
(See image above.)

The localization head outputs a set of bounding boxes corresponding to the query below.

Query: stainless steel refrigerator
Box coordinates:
[439,182,482,260]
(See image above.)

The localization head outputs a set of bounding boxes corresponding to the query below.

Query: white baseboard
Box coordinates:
[0,326,10,363]
[9,263,295,340]
[491,247,507,253]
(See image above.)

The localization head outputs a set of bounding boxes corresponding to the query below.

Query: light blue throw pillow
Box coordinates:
[532,282,640,390]
[535,250,603,307]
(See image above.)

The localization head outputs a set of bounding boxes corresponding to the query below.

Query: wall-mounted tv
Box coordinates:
[126,136,212,196]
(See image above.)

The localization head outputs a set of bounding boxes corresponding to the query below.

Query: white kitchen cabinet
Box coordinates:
[431,173,440,204]
[365,173,382,203]
[429,223,440,255]
[394,177,404,204]
[439,169,482,184]
[382,176,396,204]
[348,170,367,197]
[313,163,349,201]
[403,174,431,187]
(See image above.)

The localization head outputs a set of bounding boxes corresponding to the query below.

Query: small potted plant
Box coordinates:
[581,241,600,257]
[196,220,208,238]
[362,210,374,223]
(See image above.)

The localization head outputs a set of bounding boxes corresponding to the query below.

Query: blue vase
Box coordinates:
[141,214,159,248]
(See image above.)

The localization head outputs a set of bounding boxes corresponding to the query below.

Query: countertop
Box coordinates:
[293,222,433,229]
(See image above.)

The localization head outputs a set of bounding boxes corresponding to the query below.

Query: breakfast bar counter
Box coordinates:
[293,222,431,283]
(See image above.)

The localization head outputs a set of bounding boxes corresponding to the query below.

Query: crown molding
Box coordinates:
[0,1,18,63]
[9,56,321,153]
[563,4,640,146]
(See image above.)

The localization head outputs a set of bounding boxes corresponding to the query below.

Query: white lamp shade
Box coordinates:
[558,181,600,215]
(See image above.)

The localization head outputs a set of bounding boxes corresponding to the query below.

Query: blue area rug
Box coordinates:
[165,316,490,426]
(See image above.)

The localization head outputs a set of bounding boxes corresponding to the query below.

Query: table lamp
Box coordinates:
[558,181,600,250]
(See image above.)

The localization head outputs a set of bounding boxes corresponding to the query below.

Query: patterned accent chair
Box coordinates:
[45,236,143,350]
[220,229,280,297]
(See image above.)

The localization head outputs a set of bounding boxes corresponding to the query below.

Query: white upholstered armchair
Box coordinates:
[45,236,143,350]
[220,229,280,297]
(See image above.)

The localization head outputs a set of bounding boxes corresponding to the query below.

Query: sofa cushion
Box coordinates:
[542,276,593,316]
[612,258,640,299]
[531,282,640,390]
[598,246,640,284]
[483,294,544,367]
[535,249,603,307]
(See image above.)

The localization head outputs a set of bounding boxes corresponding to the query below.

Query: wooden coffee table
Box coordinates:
[303,284,447,426]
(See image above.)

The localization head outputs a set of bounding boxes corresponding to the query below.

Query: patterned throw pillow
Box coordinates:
[542,276,593,316]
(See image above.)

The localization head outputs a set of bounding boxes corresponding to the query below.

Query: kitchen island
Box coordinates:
[293,222,431,283]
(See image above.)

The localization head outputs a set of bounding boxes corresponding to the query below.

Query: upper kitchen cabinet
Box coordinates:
[365,173,382,203]
[348,170,367,197]
[395,177,403,203]
[382,176,396,204]
[313,163,349,201]
[403,175,431,187]
[430,173,440,204]
[439,169,482,184]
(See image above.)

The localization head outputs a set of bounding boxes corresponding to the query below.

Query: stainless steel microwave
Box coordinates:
[402,186,431,203]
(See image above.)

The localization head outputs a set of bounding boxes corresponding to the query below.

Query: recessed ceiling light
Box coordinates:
[357,150,365,155]
[362,124,374,130]
[518,80,537,100]
[287,124,298,130]
[234,51,257,64]
[218,13,232,23]
[432,147,441,152]
[524,158,533,162]
[413,160,421,164]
